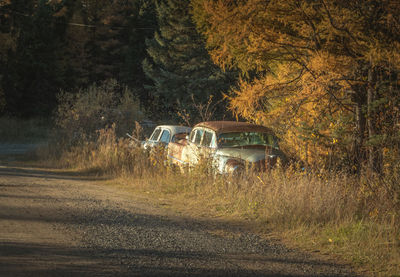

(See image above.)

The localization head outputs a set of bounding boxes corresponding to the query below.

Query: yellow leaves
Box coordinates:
[369,208,379,219]
[305,52,353,97]
[383,148,389,155]
[226,62,347,165]
[198,0,400,169]
[309,51,351,76]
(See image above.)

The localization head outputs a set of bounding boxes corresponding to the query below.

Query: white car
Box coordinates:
[142,125,192,150]
[168,121,287,174]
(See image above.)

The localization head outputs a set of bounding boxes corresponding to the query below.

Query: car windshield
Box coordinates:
[217,132,278,148]
[150,128,161,141]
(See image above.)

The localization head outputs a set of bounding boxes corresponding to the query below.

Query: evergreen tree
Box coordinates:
[120,0,157,104]
[56,0,92,89]
[0,0,36,113]
[2,0,67,116]
[143,0,233,119]
[80,0,118,83]
[76,0,157,100]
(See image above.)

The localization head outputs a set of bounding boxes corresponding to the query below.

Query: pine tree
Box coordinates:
[0,0,36,113]
[2,0,67,116]
[75,0,157,98]
[55,0,92,89]
[143,0,232,119]
[79,0,119,83]
[120,0,157,103]
[0,0,160,116]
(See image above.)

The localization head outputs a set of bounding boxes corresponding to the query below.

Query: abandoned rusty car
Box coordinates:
[167,121,287,174]
[142,125,192,149]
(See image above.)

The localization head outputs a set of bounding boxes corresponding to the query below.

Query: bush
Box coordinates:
[55,79,144,147]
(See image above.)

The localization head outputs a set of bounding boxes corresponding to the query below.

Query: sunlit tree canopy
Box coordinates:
[192,0,400,172]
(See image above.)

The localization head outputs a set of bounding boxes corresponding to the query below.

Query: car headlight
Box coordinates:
[224,159,244,174]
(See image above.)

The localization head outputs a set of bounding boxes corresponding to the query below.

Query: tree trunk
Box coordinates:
[352,87,366,174]
[367,66,382,174]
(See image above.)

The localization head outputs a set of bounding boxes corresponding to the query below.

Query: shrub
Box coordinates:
[55,79,144,147]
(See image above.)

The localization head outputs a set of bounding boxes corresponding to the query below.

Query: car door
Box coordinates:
[199,128,216,157]
[183,128,203,165]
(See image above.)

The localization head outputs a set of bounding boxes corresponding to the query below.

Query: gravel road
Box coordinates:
[0,146,359,276]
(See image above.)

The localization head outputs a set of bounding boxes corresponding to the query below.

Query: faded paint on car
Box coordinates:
[167,121,286,174]
[142,125,192,150]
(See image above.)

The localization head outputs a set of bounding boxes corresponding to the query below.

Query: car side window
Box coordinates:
[150,128,161,141]
[159,130,171,143]
[201,130,214,147]
[194,129,203,145]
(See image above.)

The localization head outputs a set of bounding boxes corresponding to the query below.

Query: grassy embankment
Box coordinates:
[41,125,400,276]
[2,117,398,276]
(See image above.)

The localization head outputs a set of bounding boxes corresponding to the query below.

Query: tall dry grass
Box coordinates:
[50,125,399,275]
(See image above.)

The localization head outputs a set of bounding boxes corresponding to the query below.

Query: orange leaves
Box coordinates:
[302,51,353,102]
[194,0,400,167]
[195,0,279,72]
[225,53,353,164]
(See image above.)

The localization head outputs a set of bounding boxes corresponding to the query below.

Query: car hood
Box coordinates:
[215,147,279,163]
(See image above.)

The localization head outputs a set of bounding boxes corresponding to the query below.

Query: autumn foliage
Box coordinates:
[192,0,400,173]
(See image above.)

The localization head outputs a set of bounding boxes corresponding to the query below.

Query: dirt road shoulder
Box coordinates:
[0,158,358,276]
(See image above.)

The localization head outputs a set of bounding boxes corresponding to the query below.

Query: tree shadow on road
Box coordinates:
[0,241,355,277]
[0,164,108,182]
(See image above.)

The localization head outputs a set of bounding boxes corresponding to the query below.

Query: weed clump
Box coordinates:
[40,79,144,162]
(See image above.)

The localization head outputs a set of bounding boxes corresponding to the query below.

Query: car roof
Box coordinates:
[194,121,274,134]
[155,125,192,133]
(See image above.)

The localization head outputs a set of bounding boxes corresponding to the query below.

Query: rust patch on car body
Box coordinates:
[168,139,188,164]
